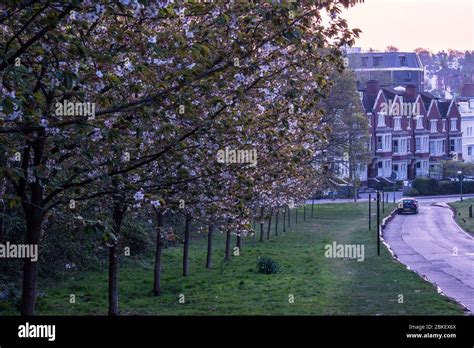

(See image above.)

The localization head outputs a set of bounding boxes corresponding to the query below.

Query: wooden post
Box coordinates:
[369,193,371,231]
[377,191,380,256]
[275,209,279,236]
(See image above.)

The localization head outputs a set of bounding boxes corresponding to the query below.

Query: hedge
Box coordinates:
[411,177,474,196]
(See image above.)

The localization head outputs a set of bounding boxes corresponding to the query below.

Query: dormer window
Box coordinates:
[399,55,407,66]
[373,56,382,67]
[442,119,446,132]
[416,115,424,129]
[377,112,386,127]
[361,57,368,67]
[430,119,438,133]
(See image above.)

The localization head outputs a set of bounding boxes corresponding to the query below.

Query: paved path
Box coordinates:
[383,203,474,313]
[306,193,474,205]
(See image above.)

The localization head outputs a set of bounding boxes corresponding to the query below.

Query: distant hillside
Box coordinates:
[416,49,474,98]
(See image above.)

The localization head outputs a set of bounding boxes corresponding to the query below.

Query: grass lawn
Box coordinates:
[3,203,464,315]
[449,198,474,235]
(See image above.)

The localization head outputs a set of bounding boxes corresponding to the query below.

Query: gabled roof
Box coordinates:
[362,93,377,112]
[419,91,439,110]
[437,101,450,118]
[427,99,441,118]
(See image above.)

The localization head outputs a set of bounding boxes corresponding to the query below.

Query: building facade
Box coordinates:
[361,80,462,184]
[347,51,424,92]
[458,83,474,162]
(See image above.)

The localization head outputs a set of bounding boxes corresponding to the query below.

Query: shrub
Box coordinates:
[406,188,419,196]
[412,177,439,195]
[412,177,428,194]
[256,256,281,274]
[439,181,455,195]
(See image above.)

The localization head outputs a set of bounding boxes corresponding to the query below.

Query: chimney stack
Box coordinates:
[366,80,380,96]
[405,84,417,101]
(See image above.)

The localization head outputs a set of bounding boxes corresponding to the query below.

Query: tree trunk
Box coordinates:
[0,156,6,243]
[108,244,119,316]
[275,209,279,236]
[259,206,264,242]
[253,207,256,230]
[205,223,214,269]
[311,199,315,218]
[266,208,273,240]
[236,232,241,254]
[288,206,291,228]
[224,219,232,260]
[153,210,164,295]
[283,209,286,233]
[108,197,126,316]
[20,211,42,316]
[183,215,191,276]
[20,139,45,316]
[303,204,306,221]
[295,207,298,224]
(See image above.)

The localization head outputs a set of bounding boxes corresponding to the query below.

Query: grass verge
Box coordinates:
[449,198,474,235]
[1,203,464,315]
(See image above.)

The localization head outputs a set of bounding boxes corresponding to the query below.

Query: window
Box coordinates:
[373,56,382,67]
[394,117,401,131]
[377,136,383,150]
[470,99,474,109]
[377,113,386,127]
[385,134,392,151]
[361,57,368,67]
[416,115,424,129]
[407,139,411,152]
[416,136,429,153]
[430,119,437,133]
[404,71,412,82]
[401,138,407,154]
[378,161,383,168]
[468,127,473,136]
[416,162,421,169]
[399,56,407,66]
[450,139,455,152]
[423,137,429,152]
[429,141,435,155]
[436,140,444,155]
[393,139,399,153]
[451,118,457,131]
[442,119,446,132]
[468,146,472,156]
[415,137,421,152]
[392,164,399,172]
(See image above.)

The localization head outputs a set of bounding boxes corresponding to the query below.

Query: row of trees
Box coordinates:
[0,0,363,315]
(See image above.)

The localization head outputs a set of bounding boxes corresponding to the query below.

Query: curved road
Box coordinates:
[383,203,474,313]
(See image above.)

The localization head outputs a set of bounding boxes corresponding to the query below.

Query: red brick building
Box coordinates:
[362,80,462,185]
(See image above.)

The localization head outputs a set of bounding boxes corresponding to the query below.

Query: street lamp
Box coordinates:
[457,170,463,202]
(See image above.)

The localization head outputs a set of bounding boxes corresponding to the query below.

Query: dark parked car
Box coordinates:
[397,198,418,214]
